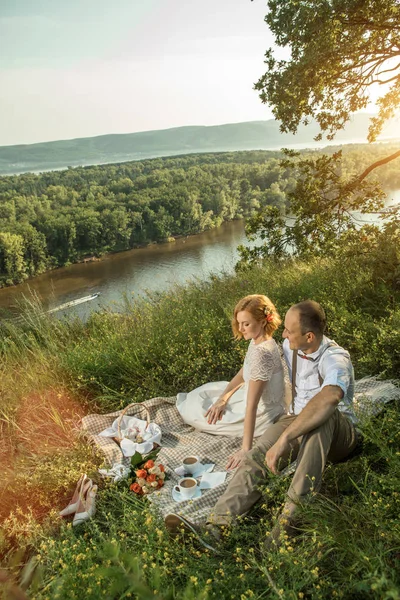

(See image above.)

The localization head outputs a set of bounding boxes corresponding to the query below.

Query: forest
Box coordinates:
[0,143,399,286]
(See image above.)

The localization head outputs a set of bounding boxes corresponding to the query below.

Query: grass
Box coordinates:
[0,253,399,599]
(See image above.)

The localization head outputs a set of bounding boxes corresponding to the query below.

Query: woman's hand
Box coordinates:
[205,397,228,424]
[226,449,248,470]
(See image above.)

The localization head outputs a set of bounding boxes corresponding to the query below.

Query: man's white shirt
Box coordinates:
[282,336,356,422]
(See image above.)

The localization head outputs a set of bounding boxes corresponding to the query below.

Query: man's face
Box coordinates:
[282,308,311,351]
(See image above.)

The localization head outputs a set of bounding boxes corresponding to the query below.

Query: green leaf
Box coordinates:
[130,451,144,467]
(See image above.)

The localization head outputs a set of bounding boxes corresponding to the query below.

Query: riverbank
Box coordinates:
[0,253,399,599]
[1,144,399,292]
[0,219,250,318]
[0,217,239,292]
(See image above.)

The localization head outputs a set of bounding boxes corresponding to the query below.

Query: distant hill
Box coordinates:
[1,114,398,176]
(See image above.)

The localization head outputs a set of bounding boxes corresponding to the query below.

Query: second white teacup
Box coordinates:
[182,455,200,474]
[174,477,198,499]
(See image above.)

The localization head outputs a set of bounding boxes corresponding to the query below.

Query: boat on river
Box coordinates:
[47,292,101,314]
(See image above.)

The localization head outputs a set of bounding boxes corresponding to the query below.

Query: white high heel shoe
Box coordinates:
[72,484,98,527]
[59,474,91,517]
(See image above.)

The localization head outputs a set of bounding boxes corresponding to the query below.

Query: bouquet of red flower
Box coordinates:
[129,459,166,495]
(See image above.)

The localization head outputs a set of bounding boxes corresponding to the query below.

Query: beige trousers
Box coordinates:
[208,410,358,525]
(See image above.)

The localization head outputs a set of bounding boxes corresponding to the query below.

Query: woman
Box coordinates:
[176,294,286,469]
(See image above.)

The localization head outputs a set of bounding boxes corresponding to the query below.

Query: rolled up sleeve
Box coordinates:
[320,354,352,397]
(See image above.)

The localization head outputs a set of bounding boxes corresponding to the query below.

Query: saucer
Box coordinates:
[174,463,215,478]
[172,487,202,503]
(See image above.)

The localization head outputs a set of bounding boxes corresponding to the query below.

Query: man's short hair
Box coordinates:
[292,300,326,336]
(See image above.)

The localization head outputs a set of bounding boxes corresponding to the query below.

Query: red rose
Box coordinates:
[143,460,155,469]
[130,482,142,494]
[136,469,147,479]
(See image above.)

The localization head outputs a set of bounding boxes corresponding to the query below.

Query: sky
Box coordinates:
[0,0,279,146]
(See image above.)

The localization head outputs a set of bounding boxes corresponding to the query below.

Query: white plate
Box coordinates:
[172,487,202,503]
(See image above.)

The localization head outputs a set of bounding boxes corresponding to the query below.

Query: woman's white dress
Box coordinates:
[176,339,286,437]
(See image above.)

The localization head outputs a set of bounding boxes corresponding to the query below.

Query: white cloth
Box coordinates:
[199,472,227,489]
[282,336,355,422]
[98,463,130,482]
[98,415,162,457]
[176,338,285,436]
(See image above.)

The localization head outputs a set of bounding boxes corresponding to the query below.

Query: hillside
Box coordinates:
[1,253,399,599]
[1,113,397,175]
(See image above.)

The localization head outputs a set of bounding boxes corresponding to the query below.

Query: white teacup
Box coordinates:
[182,455,200,474]
[174,477,198,499]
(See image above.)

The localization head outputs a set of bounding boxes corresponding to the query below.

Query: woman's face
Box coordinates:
[236,310,265,341]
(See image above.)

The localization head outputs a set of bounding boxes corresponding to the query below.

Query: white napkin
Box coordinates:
[174,463,215,478]
[199,471,226,489]
[98,463,130,482]
[99,416,162,457]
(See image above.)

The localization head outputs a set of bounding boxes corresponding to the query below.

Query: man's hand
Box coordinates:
[226,449,247,470]
[205,397,228,424]
[265,435,291,474]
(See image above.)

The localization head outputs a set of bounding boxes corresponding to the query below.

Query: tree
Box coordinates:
[255,0,400,143]
[74,209,103,255]
[40,216,77,266]
[238,149,387,260]
[100,208,130,250]
[0,232,26,284]
[240,0,400,266]
[14,223,49,277]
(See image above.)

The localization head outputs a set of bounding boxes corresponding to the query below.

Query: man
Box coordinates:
[165,300,358,546]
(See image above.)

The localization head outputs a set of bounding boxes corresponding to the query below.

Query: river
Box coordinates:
[0,189,398,320]
[0,219,253,320]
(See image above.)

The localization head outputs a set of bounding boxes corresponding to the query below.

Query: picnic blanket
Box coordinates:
[82,377,400,525]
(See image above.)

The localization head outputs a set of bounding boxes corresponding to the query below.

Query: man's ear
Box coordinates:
[306,331,316,344]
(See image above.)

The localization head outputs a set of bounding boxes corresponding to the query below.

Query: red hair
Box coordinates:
[232,294,281,339]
